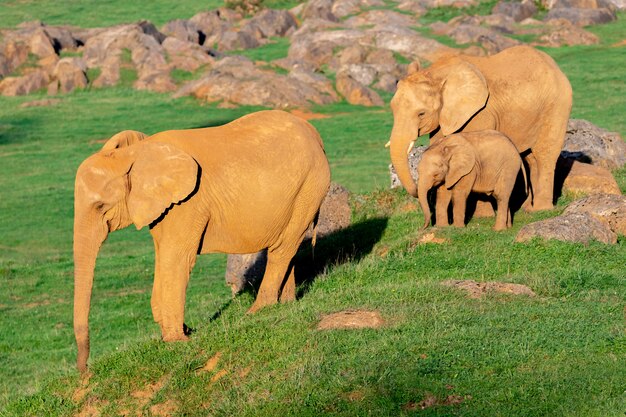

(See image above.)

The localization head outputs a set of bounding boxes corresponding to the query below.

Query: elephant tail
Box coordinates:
[521,160,530,198]
[311,211,320,248]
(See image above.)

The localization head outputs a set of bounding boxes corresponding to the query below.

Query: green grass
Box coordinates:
[0,0,305,28]
[229,37,291,62]
[0,4,625,416]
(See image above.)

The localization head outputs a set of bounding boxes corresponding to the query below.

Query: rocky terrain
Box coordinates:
[0,0,622,105]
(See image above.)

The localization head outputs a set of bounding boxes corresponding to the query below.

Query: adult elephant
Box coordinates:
[388,45,572,211]
[73,110,331,372]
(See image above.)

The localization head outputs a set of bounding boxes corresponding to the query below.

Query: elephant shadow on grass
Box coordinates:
[232,216,389,302]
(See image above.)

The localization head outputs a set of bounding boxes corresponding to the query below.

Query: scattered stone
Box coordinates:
[558,159,621,196]
[317,310,385,330]
[534,19,599,46]
[442,279,536,298]
[390,146,427,189]
[344,9,419,28]
[515,212,617,244]
[561,119,626,170]
[563,194,626,235]
[244,9,298,38]
[448,23,521,53]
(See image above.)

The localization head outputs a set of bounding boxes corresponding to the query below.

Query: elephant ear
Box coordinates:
[439,61,489,136]
[443,135,476,189]
[127,142,198,230]
[101,130,148,151]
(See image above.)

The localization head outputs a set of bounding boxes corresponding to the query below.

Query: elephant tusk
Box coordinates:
[406,140,415,155]
[384,141,391,148]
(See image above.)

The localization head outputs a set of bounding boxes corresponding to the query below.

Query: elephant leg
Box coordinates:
[435,187,452,226]
[451,190,468,228]
[248,249,295,313]
[527,121,565,211]
[279,263,296,303]
[523,153,539,210]
[493,195,510,231]
[151,242,164,332]
[159,247,196,341]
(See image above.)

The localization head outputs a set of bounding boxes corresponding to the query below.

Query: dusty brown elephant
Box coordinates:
[73,110,331,372]
[388,45,571,211]
[417,131,527,231]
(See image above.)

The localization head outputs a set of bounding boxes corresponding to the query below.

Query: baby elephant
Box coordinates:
[417,130,526,231]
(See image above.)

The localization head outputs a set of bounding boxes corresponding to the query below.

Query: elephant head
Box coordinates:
[101,130,148,151]
[388,58,488,198]
[73,140,198,372]
[417,135,476,228]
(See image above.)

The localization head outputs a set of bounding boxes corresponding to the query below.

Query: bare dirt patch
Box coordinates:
[417,232,448,244]
[344,390,366,402]
[289,109,331,120]
[403,393,469,411]
[442,280,536,299]
[19,98,62,108]
[317,310,385,330]
[199,351,223,373]
[210,369,229,383]
[150,399,178,416]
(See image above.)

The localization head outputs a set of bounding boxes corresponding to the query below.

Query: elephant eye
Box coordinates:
[417,111,426,117]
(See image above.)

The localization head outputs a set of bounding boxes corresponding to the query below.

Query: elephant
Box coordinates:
[417,130,527,231]
[388,45,572,212]
[73,110,331,372]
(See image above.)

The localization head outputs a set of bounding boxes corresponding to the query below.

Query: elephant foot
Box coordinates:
[247,298,277,314]
[524,201,554,212]
[279,291,295,304]
[492,224,507,232]
[162,325,189,342]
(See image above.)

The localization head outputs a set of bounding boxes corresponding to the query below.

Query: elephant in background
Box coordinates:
[100,129,147,150]
[73,110,331,372]
[388,45,572,211]
[417,131,527,231]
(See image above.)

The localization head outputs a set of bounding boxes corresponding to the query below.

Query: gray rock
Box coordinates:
[50,57,88,93]
[561,119,626,170]
[515,212,617,244]
[493,0,538,21]
[301,0,339,22]
[563,194,626,235]
[335,72,384,106]
[390,146,427,189]
[244,9,298,38]
[448,23,521,53]
[545,7,616,25]
[161,19,201,44]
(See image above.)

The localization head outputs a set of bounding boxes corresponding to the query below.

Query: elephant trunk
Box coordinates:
[418,176,432,229]
[389,119,420,198]
[73,206,108,373]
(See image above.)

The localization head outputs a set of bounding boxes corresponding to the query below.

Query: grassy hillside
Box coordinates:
[0,2,624,415]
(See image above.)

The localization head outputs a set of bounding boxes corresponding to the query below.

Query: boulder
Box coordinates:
[563,194,626,235]
[0,39,30,77]
[492,0,538,21]
[244,9,298,38]
[340,64,377,86]
[515,212,617,244]
[557,158,621,196]
[0,70,50,96]
[545,7,616,26]
[448,24,521,53]
[174,56,338,107]
[28,28,57,57]
[335,72,384,106]
[344,9,420,28]
[534,19,599,46]
[161,19,201,44]
[50,57,88,93]
[390,146,428,189]
[332,0,386,18]
[225,183,351,294]
[397,0,428,14]
[301,0,339,22]
[561,119,626,170]
[551,0,616,9]
[162,37,215,72]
